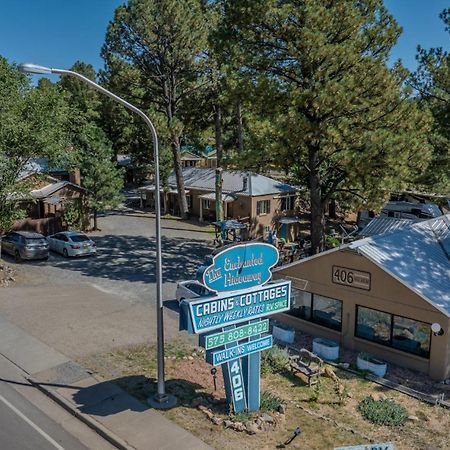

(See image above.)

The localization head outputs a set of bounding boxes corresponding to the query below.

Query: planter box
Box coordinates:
[357,353,387,377]
[312,337,339,361]
[272,325,295,344]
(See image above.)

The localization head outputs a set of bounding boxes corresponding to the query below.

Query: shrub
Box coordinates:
[261,345,289,375]
[260,391,284,412]
[358,396,408,426]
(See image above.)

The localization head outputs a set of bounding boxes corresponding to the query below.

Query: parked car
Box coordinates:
[175,280,214,304]
[1,231,49,262]
[47,231,97,257]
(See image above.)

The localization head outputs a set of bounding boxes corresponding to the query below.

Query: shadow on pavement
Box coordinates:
[73,375,221,416]
[23,234,211,284]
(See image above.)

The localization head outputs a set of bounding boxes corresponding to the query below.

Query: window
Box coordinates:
[355,306,431,358]
[356,306,391,345]
[256,200,270,215]
[186,195,192,209]
[312,294,342,331]
[280,196,294,211]
[287,290,341,331]
[392,316,430,358]
[287,289,312,320]
[202,199,211,210]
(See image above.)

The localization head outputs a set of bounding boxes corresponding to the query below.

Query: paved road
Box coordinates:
[0,354,113,450]
[0,212,211,358]
[7,212,213,304]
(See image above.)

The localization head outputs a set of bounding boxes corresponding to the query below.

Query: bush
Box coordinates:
[261,345,289,375]
[260,391,284,412]
[358,396,408,426]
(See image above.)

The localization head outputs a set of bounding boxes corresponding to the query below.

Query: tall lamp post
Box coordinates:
[18,63,176,409]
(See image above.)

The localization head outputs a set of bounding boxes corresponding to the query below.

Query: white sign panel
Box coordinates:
[334,443,394,450]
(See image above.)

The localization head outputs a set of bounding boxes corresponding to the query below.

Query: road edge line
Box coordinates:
[27,376,135,450]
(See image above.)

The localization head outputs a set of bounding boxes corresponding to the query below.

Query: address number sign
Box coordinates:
[332,265,371,291]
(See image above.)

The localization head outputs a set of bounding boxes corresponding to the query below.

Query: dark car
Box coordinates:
[1,231,49,262]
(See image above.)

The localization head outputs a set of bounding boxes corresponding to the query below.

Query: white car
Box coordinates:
[176,280,214,304]
[47,231,97,257]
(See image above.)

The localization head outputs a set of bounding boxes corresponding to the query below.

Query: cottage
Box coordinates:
[273,215,450,380]
[138,167,298,237]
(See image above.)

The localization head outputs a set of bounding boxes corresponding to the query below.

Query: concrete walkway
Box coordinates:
[0,315,212,450]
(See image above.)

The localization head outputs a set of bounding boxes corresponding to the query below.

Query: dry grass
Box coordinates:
[81,342,450,450]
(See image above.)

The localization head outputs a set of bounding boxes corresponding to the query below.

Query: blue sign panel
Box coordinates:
[209,336,273,366]
[223,356,247,413]
[202,242,279,293]
[188,280,291,333]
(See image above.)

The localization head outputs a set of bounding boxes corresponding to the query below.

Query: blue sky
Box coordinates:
[0,0,448,80]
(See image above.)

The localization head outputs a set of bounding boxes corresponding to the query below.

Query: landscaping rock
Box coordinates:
[370,393,388,402]
[188,356,194,360]
[244,421,259,435]
[211,416,223,426]
[223,420,233,429]
[278,404,287,414]
[261,413,274,424]
[232,422,246,432]
[408,415,420,422]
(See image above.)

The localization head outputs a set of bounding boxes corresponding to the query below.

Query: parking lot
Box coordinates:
[0,212,213,358]
[4,212,213,303]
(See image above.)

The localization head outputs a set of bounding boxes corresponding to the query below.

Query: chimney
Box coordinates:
[69,168,81,185]
[243,176,248,192]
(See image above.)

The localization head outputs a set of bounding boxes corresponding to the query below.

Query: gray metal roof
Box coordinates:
[31,181,86,199]
[350,215,450,316]
[168,167,296,197]
[359,217,420,237]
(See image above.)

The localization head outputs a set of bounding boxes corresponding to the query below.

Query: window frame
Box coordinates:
[355,305,431,359]
[286,290,342,332]
[202,199,211,210]
[256,199,271,216]
[280,195,294,211]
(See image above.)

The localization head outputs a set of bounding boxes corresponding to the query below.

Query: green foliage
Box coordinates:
[260,391,283,412]
[63,202,84,230]
[261,345,289,375]
[0,56,71,233]
[325,235,341,249]
[411,9,450,194]
[78,125,124,227]
[232,410,252,423]
[223,0,432,252]
[358,396,408,426]
[102,0,212,217]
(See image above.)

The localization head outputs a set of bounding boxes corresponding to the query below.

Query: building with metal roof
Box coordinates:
[359,217,420,237]
[274,215,450,380]
[139,168,298,236]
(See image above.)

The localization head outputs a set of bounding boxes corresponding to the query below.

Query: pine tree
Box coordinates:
[411,9,450,194]
[223,0,432,252]
[79,125,124,230]
[102,0,210,219]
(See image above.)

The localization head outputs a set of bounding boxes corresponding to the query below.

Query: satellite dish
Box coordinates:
[431,323,443,335]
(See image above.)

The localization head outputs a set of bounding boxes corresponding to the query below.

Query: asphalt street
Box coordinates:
[0,354,113,450]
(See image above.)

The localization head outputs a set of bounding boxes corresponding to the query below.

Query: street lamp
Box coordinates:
[18,63,176,409]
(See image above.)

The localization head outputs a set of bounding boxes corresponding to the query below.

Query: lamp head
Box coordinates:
[431,323,444,336]
[18,63,52,74]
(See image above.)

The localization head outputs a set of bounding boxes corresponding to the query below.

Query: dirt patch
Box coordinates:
[81,341,450,450]
[0,261,16,287]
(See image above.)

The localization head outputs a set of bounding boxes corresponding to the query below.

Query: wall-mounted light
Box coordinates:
[431,323,444,336]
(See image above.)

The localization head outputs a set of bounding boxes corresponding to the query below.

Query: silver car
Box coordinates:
[47,231,97,258]
[1,231,49,262]
[175,280,214,304]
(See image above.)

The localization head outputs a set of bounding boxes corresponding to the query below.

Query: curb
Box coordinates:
[27,376,135,450]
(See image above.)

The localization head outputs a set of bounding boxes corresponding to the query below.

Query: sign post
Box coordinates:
[179,242,290,413]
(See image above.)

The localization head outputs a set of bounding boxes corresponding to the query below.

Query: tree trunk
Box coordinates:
[93,209,98,231]
[236,101,244,154]
[172,137,189,219]
[214,103,223,165]
[309,145,325,254]
[214,104,223,222]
